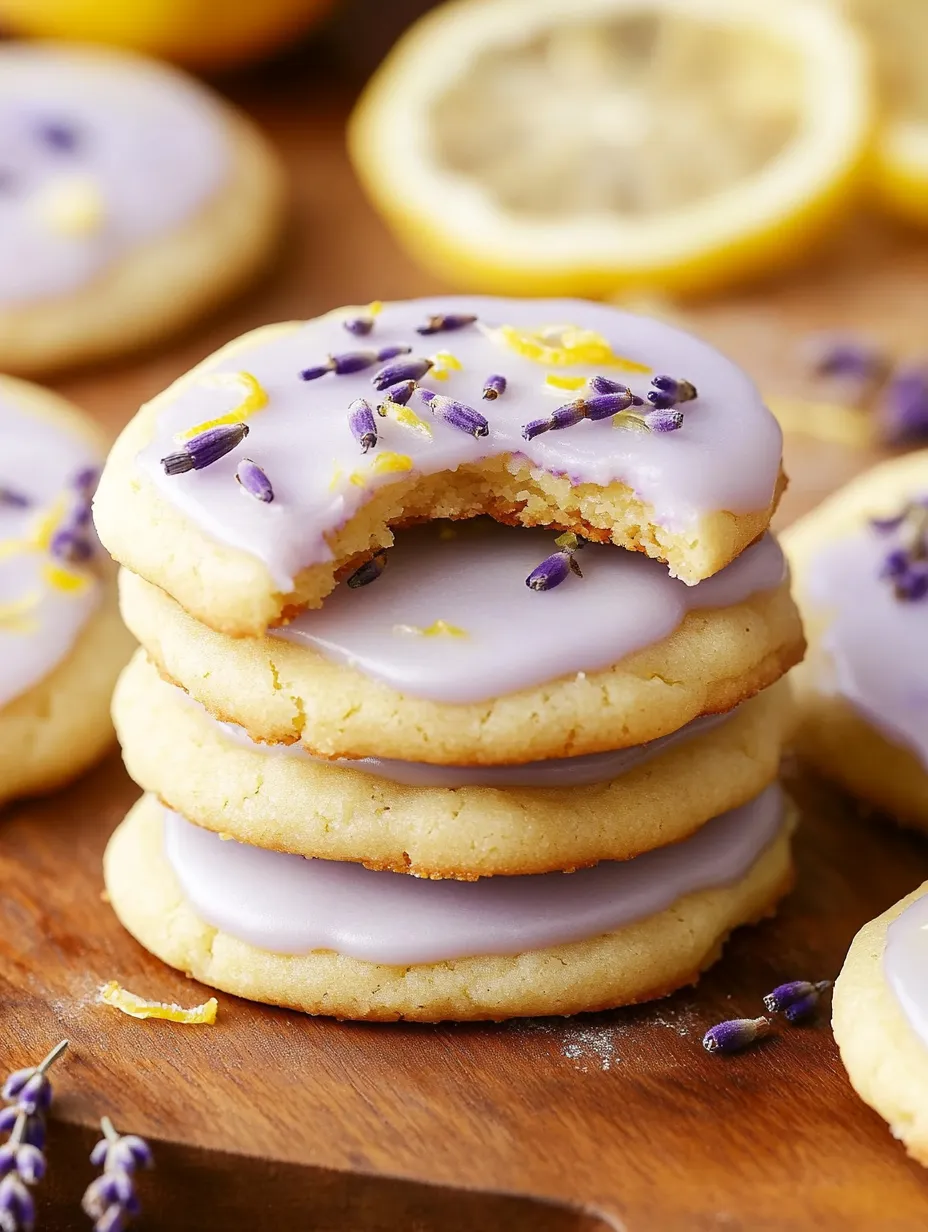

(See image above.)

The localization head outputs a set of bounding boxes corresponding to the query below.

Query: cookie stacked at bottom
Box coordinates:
[107,520,803,1021]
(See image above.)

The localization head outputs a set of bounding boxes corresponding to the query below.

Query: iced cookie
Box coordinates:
[0,43,284,375]
[114,648,791,877]
[117,520,803,765]
[833,884,928,1166]
[784,452,928,830]
[93,298,785,635]
[104,785,794,1021]
[0,376,132,803]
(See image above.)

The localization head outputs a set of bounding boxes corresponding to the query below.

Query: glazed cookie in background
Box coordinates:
[0,376,133,804]
[114,649,792,878]
[93,298,785,635]
[117,520,804,765]
[783,451,928,830]
[833,885,928,1166]
[104,786,795,1022]
[0,43,284,375]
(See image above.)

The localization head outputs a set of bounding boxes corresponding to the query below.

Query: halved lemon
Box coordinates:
[842,0,928,227]
[349,0,872,298]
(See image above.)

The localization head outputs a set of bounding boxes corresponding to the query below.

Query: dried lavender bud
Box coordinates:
[83,1118,151,1232]
[371,357,433,390]
[522,392,636,440]
[415,313,478,336]
[418,390,489,438]
[377,380,416,412]
[0,1041,67,1231]
[49,528,93,564]
[763,979,831,1017]
[702,1016,771,1054]
[481,374,507,400]
[895,563,928,601]
[644,408,685,433]
[342,316,374,337]
[0,488,30,509]
[588,375,643,401]
[525,532,584,592]
[804,334,887,383]
[347,551,387,589]
[880,365,928,443]
[38,120,79,152]
[161,424,249,476]
[235,459,274,503]
[0,1173,34,1230]
[647,375,698,409]
[347,399,378,453]
[300,345,412,381]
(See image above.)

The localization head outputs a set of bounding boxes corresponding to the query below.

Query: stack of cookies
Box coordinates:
[94,297,803,1022]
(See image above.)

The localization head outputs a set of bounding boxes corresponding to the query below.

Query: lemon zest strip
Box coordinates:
[350,451,414,487]
[176,372,269,442]
[490,324,650,374]
[544,374,588,391]
[0,591,40,632]
[380,402,433,438]
[428,350,463,380]
[394,619,467,638]
[100,981,218,1024]
[42,562,90,593]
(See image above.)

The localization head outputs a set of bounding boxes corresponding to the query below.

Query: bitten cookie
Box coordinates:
[118,520,803,765]
[104,787,794,1022]
[93,297,785,635]
[0,43,284,375]
[833,884,928,1167]
[0,376,133,802]
[115,648,791,877]
[784,452,928,830]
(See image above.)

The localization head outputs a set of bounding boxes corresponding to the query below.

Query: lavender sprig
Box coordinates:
[161,424,249,476]
[880,365,928,444]
[522,392,637,440]
[82,1117,152,1232]
[347,551,387,589]
[418,390,489,438]
[348,399,378,453]
[235,459,274,503]
[702,1017,771,1055]
[763,980,831,1023]
[525,531,584,592]
[482,374,507,401]
[49,466,100,565]
[299,345,411,382]
[415,313,477,336]
[371,357,433,391]
[647,375,697,410]
[0,1040,68,1232]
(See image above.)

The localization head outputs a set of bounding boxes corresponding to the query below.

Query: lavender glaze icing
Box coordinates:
[884,894,928,1048]
[0,46,229,306]
[135,298,782,589]
[164,784,785,963]
[273,522,786,704]
[189,682,735,787]
[807,529,928,769]
[0,384,100,705]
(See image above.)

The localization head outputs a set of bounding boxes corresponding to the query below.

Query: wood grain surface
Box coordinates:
[2,39,928,1232]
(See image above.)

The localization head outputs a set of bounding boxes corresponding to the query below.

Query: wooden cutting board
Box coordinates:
[3,42,928,1232]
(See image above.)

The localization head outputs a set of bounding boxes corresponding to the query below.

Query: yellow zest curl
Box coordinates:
[489,324,651,374]
[394,619,467,638]
[428,350,463,381]
[177,372,269,442]
[42,562,90,594]
[367,300,383,317]
[0,591,40,633]
[100,981,218,1025]
[544,374,587,392]
[380,401,432,438]
[38,176,105,237]
[350,451,413,487]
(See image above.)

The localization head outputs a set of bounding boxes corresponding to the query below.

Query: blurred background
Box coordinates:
[3,0,927,522]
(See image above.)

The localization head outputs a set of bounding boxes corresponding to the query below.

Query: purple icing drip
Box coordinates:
[273,523,786,704]
[808,528,928,769]
[163,784,785,964]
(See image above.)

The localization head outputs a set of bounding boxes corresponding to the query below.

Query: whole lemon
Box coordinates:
[0,0,335,70]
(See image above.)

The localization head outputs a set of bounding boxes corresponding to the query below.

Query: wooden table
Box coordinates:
[3,50,928,1232]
